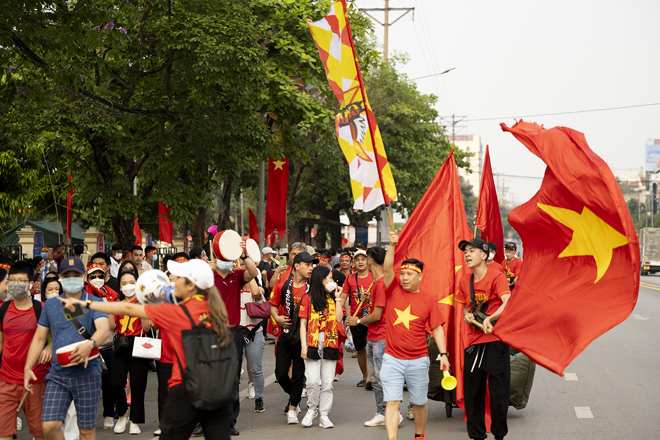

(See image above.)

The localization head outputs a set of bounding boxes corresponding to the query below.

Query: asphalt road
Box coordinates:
[15,278,660,439]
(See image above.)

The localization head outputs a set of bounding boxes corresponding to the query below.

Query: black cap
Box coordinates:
[458,238,489,254]
[504,242,517,251]
[293,251,319,265]
[486,241,497,252]
[111,243,123,251]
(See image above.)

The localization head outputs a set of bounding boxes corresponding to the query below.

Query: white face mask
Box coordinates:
[505,252,515,260]
[324,281,337,293]
[488,252,495,261]
[114,253,123,261]
[121,284,136,297]
[89,278,105,289]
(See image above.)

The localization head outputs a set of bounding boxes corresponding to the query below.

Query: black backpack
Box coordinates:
[174,305,239,410]
[0,299,42,325]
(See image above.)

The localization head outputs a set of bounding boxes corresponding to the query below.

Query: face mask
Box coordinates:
[61,277,84,294]
[41,252,48,259]
[0,291,7,302]
[121,284,136,297]
[7,283,29,299]
[89,278,105,289]
[505,252,515,259]
[324,281,337,293]
[488,252,495,261]
[114,253,123,261]
[151,255,158,263]
[217,260,234,271]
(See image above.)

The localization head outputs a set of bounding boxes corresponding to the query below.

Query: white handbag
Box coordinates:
[132,331,162,360]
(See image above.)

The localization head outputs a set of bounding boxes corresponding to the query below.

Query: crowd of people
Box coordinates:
[0,233,523,440]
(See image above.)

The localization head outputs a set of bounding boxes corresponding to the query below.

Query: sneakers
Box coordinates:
[364,413,386,427]
[129,422,141,435]
[334,374,339,382]
[301,388,307,398]
[16,417,22,431]
[254,398,265,413]
[319,415,334,429]
[415,433,427,439]
[399,412,404,425]
[301,410,318,427]
[247,382,255,399]
[407,404,415,420]
[103,416,114,429]
[114,414,129,433]
[191,423,203,437]
[154,428,162,436]
[287,410,299,424]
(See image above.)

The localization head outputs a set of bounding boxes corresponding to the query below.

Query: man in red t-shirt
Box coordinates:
[341,249,372,387]
[0,261,50,440]
[269,251,316,425]
[503,242,522,289]
[456,238,512,440]
[380,231,450,440]
[210,240,259,436]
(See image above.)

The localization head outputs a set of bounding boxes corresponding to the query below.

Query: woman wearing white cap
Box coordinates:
[59,259,233,440]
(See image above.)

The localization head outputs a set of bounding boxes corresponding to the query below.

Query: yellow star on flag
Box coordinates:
[538,203,628,283]
[272,159,285,171]
[118,315,134,333]
[439,294,454,306]
[393,305,419,330]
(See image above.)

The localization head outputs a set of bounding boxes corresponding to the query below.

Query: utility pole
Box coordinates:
[258,161,265,248]
[360,0,414,63]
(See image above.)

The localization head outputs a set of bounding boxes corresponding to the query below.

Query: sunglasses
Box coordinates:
[88,274,105,280]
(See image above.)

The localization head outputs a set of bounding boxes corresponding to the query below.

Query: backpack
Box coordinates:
[174,305,239,410]
[0,299,42,326]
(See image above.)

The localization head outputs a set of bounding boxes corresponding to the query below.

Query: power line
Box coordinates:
[493,173,543,181]
[469,102,660,122]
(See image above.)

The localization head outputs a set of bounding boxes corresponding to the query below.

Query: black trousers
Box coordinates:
[463,340,510,440]
[160,384,232,440]
[231,328,246,428]
[274,340,305,408]
[156,362,173,422]
[111,337,151,423]
[99,347,116,418]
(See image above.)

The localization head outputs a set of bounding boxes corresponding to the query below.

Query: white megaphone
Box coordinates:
[135,270,178,305]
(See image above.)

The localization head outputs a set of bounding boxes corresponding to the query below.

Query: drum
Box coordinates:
[56,340,100,367]
[245,238,261,263]
[212,229,243,262]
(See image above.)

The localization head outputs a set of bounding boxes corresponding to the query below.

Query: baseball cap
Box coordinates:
[458,238,489,254]
[293,251,319,265]
[504,242,517,251]
[59,257,86,275]
[167,259,214,290]
[306,245,316,256]
[486,241,497,252]
[354,249,367,258]
[87,264,106,274]
[262,247,277,255]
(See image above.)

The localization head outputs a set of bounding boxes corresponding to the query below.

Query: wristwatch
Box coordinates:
[85,299,93,309]
[89,338,98,349]
[357,318,361,325]
[240,253,248,261]
[439,352,449,358]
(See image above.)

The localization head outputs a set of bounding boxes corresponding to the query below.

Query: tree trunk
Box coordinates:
[190,206,207,247]
[217,176,234,230]
[315,212,328,248]
[111,216,135,249]
[328,209,343,250]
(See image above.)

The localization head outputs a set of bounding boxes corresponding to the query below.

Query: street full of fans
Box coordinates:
[0,232,524,440]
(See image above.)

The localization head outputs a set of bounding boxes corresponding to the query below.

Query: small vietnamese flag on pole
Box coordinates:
[475,145,504,263]
[133,215,142,246]
[494,121,640,375]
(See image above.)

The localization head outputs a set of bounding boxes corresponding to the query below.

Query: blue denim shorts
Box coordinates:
[380,353,430,405]
[42,373,101,429]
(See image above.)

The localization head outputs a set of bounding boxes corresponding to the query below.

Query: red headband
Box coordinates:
[174,257,189,262]
[400,263,422,274]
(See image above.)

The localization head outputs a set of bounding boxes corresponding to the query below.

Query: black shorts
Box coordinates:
[350,323,368,351]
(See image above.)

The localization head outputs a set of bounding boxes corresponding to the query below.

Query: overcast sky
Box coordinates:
[354,0,660,206]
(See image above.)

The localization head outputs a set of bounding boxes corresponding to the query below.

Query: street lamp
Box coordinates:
[409,67,456,81]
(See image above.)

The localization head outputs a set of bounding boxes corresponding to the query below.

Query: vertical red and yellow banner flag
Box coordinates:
[475,145,504,262]
[307,0,397,212]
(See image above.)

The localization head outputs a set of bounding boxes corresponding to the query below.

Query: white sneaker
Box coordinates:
[319,415,334,429]
[407,404,415,420]
[16,417,22,431]
[301,388,307,398]
[247,382,255,399]
[114,414,129,433]
[399,412,404,425]
[103,416,114,429]
[129,422,141,435]
[364,413,386,427]
[287,410,299,424]
[154,428,162,436]
[301,410,318,427]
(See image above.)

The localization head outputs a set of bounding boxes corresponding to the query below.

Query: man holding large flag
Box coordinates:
[307,0,396,212]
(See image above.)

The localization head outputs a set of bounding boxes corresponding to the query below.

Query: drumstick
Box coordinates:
[351,282,374,318]
[468,318,484,329]
[17,390,28,413]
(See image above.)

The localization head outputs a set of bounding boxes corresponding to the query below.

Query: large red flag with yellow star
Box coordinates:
[475,145,504,263]
[494,121,640,375]
[394,150,472,409]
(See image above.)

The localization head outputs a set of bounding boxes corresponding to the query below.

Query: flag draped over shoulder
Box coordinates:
[475,145,504,262]
[393,150,472,409]
[266,158,289,238]
[307,0,396,212]
[494,121,640,375]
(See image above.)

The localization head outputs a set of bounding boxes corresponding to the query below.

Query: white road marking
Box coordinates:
[575,406,594,418]
[239,373,277,401]
[631,314,650,320]
[564,373,578,381]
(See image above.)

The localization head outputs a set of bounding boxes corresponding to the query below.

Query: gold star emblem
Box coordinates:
[393,305,419,330]
[272,159,285,171]
[439,294,454,306]
[119,315,134,333]
[538,203,628,283]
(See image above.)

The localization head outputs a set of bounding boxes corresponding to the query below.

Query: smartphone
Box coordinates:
[62,303,86,321]
[279,256,287,267]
